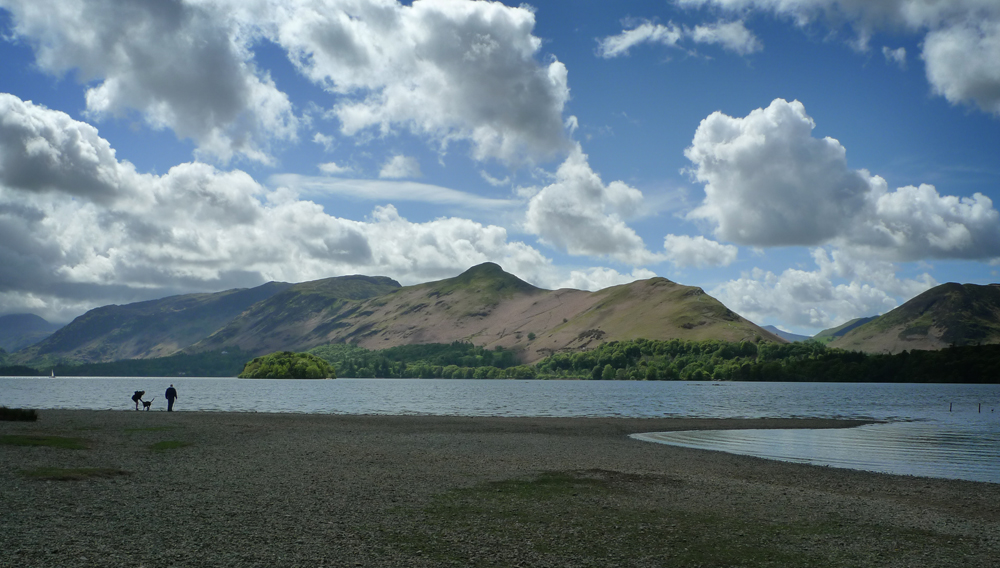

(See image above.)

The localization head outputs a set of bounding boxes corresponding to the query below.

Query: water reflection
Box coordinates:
[632,422,1000,483]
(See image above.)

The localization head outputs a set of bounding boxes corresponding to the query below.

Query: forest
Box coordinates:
[2,338,998,383]
[532,338,1000,383]
[239,351,335,379]
[309,341,538,379]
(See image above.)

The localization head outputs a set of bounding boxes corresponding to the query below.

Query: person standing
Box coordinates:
[165,384,178,412]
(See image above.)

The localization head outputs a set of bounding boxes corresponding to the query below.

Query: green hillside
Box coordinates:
[10,282,291,365]
[831,283,1000,353]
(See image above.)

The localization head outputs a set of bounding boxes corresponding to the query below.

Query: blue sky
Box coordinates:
[1,0,999,336]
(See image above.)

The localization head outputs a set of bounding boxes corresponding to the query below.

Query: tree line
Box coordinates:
[308,341,538,379]
[533,338,1000,383]
[3,338,998,383]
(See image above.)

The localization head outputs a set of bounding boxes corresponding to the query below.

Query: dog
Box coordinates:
[141,397,155,411]
[131,390,146,410]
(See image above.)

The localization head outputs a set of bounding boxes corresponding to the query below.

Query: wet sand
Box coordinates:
[2,410,998,567]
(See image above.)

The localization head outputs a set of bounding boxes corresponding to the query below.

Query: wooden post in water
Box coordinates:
[949,402,952,412]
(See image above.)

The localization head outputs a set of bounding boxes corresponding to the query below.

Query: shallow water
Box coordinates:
[2,377,998,482]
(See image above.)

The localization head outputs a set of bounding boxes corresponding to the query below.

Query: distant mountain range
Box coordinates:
[761,325,811,343]
[0,313,62,353]
[8,263,781,366]
[7,266,1000,367]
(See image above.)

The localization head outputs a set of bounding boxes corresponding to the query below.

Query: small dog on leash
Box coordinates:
[141,397,155,411]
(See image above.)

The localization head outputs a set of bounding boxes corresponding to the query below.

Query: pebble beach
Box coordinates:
[2,410,998,567]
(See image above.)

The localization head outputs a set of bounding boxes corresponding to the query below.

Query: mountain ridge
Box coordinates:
[11,263,782,366]
[830,283,1000,353]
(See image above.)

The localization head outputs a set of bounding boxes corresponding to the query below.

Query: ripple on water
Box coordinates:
[632,421,1000,484]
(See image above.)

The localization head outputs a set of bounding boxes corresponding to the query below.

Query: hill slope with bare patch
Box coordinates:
[830,283,1000,353]
[190,263,783,363]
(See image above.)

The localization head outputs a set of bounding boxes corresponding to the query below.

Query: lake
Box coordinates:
[2,377,998,483]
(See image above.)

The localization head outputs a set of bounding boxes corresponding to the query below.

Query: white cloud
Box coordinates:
[882,46,906,69]
[0,0,577,166]
[480,170,510,187]
[318,162,353,176]
[686,98,874,247]
[663,234,738,268]
[524,144,657,264]
[379,155,422,179]
[598,19,760,58]
[0,94,134,203]
[675,0,1000,117]
[597,22,683,58]
[0,92,554,320]
[923,20,1000,116]
[689,20,763,55]
[711,248,937,332]
[270,174,516,210]
[272,0,572,165]
[685,98,1000,260]
[313,133,336,152]
[0,0,299,163]
[558,267,659,292]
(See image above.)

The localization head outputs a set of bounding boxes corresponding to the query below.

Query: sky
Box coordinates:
[1,0,999,336]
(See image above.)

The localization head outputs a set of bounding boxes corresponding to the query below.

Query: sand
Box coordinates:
[2,410,998,567]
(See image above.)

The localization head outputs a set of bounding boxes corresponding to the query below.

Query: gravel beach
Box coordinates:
[2,410,998,567]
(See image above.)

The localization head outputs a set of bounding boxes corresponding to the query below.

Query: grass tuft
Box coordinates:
[0,434,88,449]
[0,406,38,421]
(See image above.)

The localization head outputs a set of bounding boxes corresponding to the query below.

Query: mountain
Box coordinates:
[190,263,783,364]
[762,325,811,343]
[812,316,877,344]
[11,263,784,367]
[829,283,1000,353]
[10,282,293,365]
[187,274,402,355]
[0,313,62,352]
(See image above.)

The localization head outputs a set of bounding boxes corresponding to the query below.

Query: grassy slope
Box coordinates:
[200,263,782,364]
[830,283,1000,353]
[187,275,402,355]
[812,316,877,344]
[10,282,292,365]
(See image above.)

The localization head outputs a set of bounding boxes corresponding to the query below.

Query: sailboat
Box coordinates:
[50,369,55,378]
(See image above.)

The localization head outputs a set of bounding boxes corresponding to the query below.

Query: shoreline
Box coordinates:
[3,410,998,567]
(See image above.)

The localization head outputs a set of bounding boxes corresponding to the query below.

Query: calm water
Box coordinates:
[2,378,998,483]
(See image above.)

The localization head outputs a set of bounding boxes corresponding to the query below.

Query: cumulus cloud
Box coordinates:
[686,99,875,247]
[598,19,761,58]
[923,20,1000,116]
[1,0,577,165]
[675,0,1000,116]
[558,267,659,292]
[0,94,133,203]
[685,98,1000,261]
[524,144,657,264]
[711,248,936,332]
[272,0,572,165]
[0,0,299,163]
[0,92,553,321]
[379,155,422,179]
[663,234,738,268]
